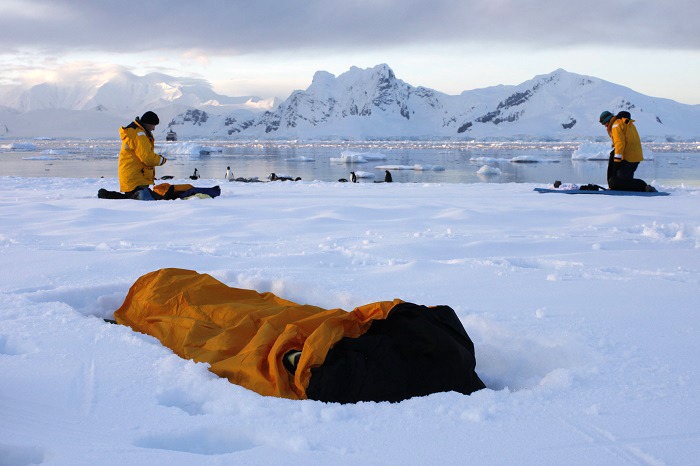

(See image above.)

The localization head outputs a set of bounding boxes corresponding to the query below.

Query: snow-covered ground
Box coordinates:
[1,177,698,465]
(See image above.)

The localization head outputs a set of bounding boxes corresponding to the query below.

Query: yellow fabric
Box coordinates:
[609,117,644,163]
[114,268,401,399]
[152,183,194,196]
[118,120,167,192]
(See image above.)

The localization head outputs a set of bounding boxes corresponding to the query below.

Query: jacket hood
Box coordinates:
[120,119,149,141]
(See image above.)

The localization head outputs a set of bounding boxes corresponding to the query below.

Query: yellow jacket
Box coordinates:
[608,116,644,163]
[118,119,167,192]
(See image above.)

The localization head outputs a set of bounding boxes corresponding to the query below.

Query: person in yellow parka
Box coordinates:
[118,111,167,199]
[599,110,655,192]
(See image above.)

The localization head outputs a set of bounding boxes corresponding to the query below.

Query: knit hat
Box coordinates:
[599,110,613,125]
[140,111,160,125]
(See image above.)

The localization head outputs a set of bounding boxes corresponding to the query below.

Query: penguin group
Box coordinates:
[338,170,392,183]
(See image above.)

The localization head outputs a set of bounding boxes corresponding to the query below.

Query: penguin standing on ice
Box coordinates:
[384,170,393,183]
[225,166,234,181]
[190,168,200,180]
[350,172,357,183]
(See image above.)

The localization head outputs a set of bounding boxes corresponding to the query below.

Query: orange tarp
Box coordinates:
[115,268,401,399]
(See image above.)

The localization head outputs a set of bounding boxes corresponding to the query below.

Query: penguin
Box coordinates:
[225,166,234,181]
[350,172,357,183]
[190,168,200,180]
[384,170,393,183]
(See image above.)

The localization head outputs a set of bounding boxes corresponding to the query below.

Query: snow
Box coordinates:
[1,176,699,465]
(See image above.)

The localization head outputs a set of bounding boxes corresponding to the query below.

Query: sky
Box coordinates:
[1,0,699,104]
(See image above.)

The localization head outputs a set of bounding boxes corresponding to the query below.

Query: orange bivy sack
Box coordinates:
[114,268,485,402]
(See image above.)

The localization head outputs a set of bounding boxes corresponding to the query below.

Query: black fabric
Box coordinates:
[607,155,647,192]
[98,188,129,199]
[98,186,220,200]
[609,177,648,192]
[615,160,639,179]
[178,186,221,199]
[306,302,486,403]
[606,152,616,183]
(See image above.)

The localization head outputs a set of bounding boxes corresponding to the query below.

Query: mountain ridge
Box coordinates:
[0,65,698,141]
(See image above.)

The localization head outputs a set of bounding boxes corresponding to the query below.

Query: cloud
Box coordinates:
[0,0,697,55]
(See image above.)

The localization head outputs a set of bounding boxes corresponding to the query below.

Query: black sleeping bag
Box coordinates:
[306,302,486,403]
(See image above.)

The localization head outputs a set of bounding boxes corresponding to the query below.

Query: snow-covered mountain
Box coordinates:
[0,71,277,115]
[1,65,698,140]
[0,70,278,139]
[207,64,699,141]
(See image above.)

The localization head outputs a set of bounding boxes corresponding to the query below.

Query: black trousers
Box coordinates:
[607,155,647,191]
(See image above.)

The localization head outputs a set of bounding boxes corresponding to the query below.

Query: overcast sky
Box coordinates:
[1,0,699,104]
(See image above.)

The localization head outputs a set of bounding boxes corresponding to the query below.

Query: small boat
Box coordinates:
[166,129,177,141]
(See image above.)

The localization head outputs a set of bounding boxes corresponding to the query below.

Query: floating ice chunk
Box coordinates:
[158,142,222,157]
[353,171,375,179]
[375,164,445,171]
[41,149,69,155]
[477,165,501,176]
[331,154,367,163]
[1,142,37,150]
[331,150,387,163]
[510,155,560,163]
[572,142,611,160]
[471,157,502,163]
[22,155,60,160]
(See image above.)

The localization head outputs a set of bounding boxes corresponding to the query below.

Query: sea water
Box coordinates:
[1,139,699,186]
